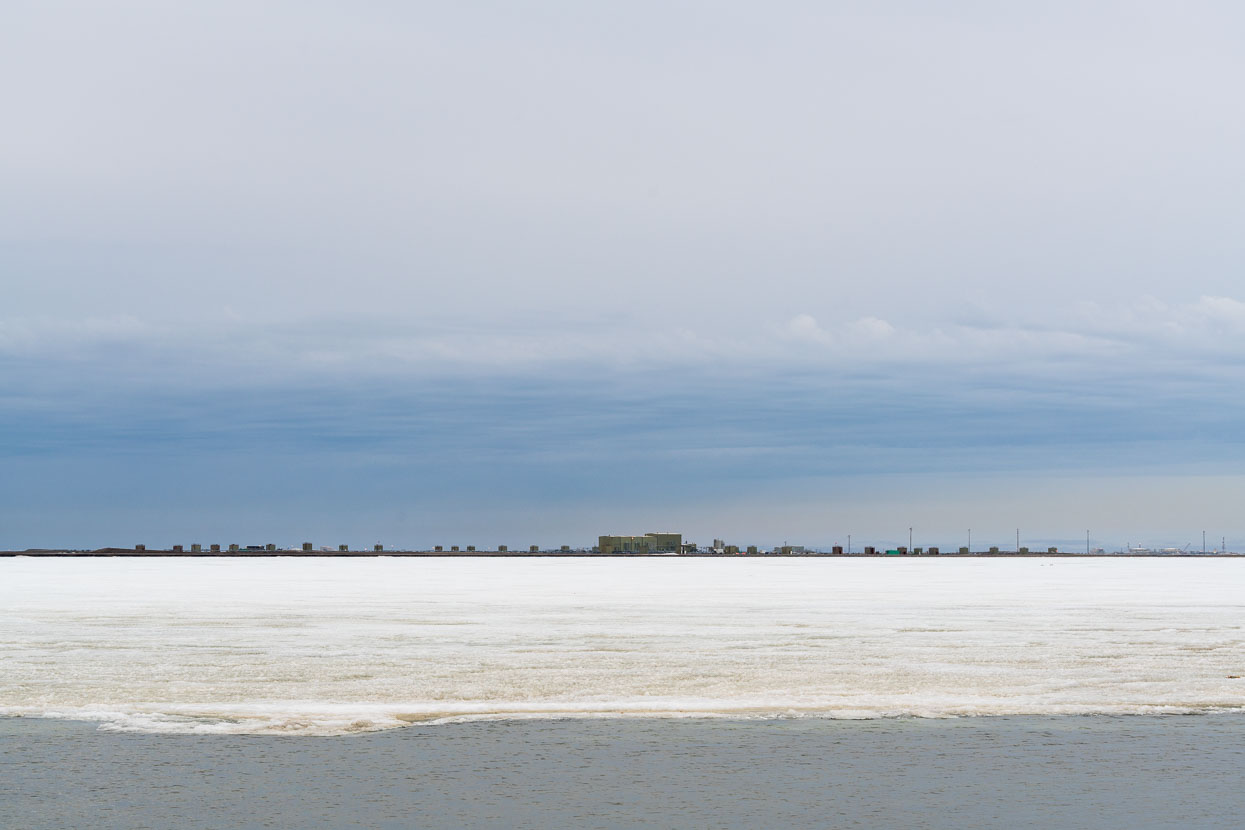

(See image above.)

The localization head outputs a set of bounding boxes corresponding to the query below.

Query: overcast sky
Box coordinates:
[4,2,1245,549]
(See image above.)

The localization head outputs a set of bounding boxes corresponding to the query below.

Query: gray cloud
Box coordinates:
[5,3,1245,546]
[5,2,1245,326]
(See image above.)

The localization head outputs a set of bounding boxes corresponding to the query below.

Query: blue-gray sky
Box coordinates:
[4,2,1245,549]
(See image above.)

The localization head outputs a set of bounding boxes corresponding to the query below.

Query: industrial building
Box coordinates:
[598,532,683,555]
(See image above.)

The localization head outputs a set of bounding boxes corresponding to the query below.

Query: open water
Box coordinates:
[3,715,1244,828]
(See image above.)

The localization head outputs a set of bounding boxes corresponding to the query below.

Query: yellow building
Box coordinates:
[599,532,683,555]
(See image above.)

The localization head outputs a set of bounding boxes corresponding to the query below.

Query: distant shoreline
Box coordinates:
[3,550,1241,558]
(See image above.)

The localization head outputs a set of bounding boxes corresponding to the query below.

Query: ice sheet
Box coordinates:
[2,557,1243,734]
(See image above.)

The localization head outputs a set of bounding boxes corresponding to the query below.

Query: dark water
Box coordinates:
[4,715,1244,829]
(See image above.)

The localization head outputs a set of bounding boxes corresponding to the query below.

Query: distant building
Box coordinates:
[598,532,683,555]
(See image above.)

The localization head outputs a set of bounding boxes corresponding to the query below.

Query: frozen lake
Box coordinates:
[2,557,1243,734]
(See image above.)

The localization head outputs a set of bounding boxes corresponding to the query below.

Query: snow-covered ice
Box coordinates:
[2,557,1243,734]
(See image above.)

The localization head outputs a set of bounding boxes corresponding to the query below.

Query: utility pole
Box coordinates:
[968,529,971,553]
[1086,530,1090,555]
[848,534,851,554]
[909,527,913,551]
[1203,530,1206,554]
[1016,528,1020,553]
